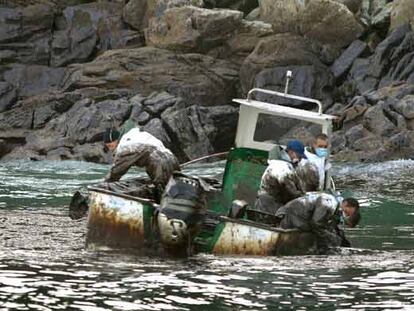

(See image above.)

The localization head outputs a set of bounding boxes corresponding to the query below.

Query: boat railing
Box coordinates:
[247,88,323,115]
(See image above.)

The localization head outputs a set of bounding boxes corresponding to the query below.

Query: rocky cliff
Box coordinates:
[1,0,414,163]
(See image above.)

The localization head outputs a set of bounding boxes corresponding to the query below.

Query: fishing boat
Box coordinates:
[85,72,339,256]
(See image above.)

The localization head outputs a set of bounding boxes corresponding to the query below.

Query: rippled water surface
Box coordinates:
[1,160,414,310]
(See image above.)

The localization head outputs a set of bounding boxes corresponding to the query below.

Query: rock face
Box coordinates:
[51,2,142,67]
[1,0,414,164]
[62,47,240,107]
[348,24,414,94]
[0,4,54,65]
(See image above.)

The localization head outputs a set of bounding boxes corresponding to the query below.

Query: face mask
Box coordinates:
[315,148,328,158]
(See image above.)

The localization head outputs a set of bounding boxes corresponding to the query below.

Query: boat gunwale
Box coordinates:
[219,216,303,234]
[87,186,156,205]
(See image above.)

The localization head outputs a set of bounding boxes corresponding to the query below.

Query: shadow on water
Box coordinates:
[0,159,414,310]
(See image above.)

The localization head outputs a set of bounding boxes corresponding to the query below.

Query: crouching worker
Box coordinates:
[103,125,180,197]
[249,141,320,223]
[275,193,361,252]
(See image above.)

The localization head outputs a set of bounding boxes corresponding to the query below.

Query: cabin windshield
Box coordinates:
[253,113,322,146]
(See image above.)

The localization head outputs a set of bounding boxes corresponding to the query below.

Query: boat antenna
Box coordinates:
[284,70,292,95]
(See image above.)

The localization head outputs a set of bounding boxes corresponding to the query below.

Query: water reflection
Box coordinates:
[0,252,413,310]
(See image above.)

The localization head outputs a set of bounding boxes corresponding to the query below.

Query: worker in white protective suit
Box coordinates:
[103,124,180,191]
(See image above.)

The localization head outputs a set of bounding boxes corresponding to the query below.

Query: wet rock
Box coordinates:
[0,82,17,113]
[145,6,243,53]
[62,47,240,107]
[0,4,54,65]
[240,33,324,93]
[390,0,414,32]
[331,40,368,79]
[72,142,107,162]
[46,147,73,160]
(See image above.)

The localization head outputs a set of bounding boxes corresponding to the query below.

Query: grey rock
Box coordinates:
[392,95,414,119]
[62,47,240,107]
[300,0,364,49]
[352,134,383,152]
[363,101,397,137]
[222,20,273,65]
[253,65,334,109]
[348,58,378,94]
[51,2,141,67]
[331,40,368,79]
[46,147,73,160]
[331,130,347,154]
[162,105,215,160]
[137,112,151,125]
[143,118,172,147]
[0,82,17,113]
[144,92,179,116]
[61,98,132,144]
[198,104,238,151]
[245,7,259,21]
[0,4,54,65]
[346,124,365,142]
[72,142,107,162]
[240,33,324,93]
[3,64,65,98]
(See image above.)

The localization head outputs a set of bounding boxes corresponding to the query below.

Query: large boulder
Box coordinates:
[258,0,303,33]
[390,0,414,32]
[162,104,237,160]
[145,6,243,53]
[239,33,325,93]
[300,0,364,49]
[220,20,273,65]
[258,0,363,49]
[123,0,204,31]
[0,4,54,65]
[51,2,142,67]
[61,47,240,107]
